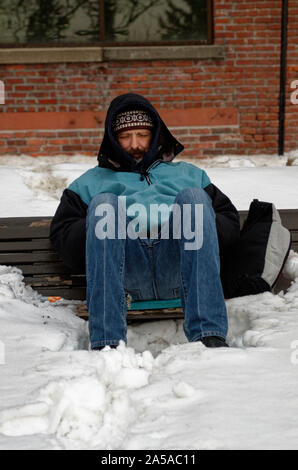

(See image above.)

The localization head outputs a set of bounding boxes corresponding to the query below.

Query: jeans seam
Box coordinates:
[180,273,187,305]
[119,244,127,325]
[180,271,189,337]
[148,241,159,300]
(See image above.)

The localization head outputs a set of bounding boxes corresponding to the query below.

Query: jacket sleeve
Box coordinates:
[50,188,88,273]
[204,183,240,252]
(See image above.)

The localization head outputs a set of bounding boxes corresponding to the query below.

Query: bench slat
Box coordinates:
[17,263,72,275]
[35,286,86,300]
[239,209,298,230]
[2,232,296,252]
[24,276,74,287]
[23,274,86,287]
[279,210,298,229]
[0,239,53,252]
[0,217,52,239]
[290,231,298,242]
[0,211,295,238]
[0,252,59,263]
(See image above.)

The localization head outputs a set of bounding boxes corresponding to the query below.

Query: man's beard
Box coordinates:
[128,149,146,161]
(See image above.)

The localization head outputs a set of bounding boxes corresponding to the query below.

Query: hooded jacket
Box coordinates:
[50,93,240,274]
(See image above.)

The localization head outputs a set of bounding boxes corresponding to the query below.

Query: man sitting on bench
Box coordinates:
[50,93,240,350]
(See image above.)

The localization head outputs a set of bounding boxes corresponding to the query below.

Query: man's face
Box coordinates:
[116,129,152,161]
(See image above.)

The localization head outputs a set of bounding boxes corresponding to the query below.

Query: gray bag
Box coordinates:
[222,199,291,299]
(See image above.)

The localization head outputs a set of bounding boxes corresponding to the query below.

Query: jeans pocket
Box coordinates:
[173,287,180,299]
[173,287,181,299]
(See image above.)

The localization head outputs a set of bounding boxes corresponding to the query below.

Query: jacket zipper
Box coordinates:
[141,159,162,186]
[144,173,152,185]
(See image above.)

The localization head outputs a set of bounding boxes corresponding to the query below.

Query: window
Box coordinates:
[0,0,212,46]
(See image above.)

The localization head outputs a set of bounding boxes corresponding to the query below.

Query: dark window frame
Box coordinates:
[0,0,213,48]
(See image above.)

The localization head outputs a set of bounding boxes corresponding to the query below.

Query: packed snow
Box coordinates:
[0,151,298,450]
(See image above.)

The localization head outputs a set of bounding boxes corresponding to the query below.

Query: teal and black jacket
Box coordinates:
[50,93,240,274]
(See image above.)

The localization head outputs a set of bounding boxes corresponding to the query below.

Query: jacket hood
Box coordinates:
[97,93,184,173]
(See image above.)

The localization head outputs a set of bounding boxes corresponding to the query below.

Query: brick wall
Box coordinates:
[0,0,297,158]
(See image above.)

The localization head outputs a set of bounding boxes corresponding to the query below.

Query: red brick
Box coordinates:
[50,138,70,145]
[0,0,295,157]
[27,139,47,145]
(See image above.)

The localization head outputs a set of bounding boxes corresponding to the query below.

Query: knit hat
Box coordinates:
[112,109,154,135]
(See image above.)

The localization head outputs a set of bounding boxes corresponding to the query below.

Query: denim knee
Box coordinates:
[86,193,119,232]
[174,187,212,206]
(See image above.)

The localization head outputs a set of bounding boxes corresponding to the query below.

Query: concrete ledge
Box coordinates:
[0,47,103,64]
[0,44,224,64]
[103,44,225,61]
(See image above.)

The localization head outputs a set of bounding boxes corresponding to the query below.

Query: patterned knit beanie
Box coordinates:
[112,109,154,135]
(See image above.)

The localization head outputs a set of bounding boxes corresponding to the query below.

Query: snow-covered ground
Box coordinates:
[0,151,298,450]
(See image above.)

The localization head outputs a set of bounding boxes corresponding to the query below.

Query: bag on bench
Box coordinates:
[221,199,291,299]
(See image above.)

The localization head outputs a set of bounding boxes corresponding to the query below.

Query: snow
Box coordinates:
[0,151,298,215]
[0,151,298,450]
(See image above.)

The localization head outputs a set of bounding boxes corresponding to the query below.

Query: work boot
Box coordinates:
[200,336,229,348]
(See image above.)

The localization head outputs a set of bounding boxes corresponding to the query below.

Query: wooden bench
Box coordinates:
[0,210,297,321]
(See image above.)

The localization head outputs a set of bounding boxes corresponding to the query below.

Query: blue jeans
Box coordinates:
[86,188,228,349]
